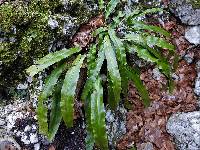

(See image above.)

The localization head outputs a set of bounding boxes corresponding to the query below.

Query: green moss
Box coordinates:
[187,0,200,8]
[0,0,98,99]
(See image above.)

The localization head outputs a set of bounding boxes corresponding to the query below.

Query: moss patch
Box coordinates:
[187,0,200,8]
[0,0,98,100]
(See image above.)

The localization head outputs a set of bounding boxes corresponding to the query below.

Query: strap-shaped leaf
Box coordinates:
[82,44,105,101]
[108,29,127,65]
[111,11,125,28]
[48,83,62,141]
[82,45,105,150]
[61,54,85,127]
[125,33,174,52]
[104,35,121,109]
[129,44,158,63]
[108,29,128,94]
[98,0,104,11]
[90,77,108,149]
[126,66,150,107]
[146,35,175,51]
[26,47,81,77]
[131,8,163,19]
[85,93,95,150]
[128,20,170,37]
[105,0,120,19]
[127,44,171,78]
[37,63,66,136]
[92,27,107,37]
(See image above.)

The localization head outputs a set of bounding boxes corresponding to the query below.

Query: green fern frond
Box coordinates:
[61,55,86,127]
[48,83,62,141]
[103,35,121,109]
[26,1,176,149]
[98,0,105,11]
[128,20,171,37]
[125,33,174,51]
[126,66,150,107]
[37,63,66,136]
[105,0,120,19]
[26,47,81,77]
[90,77,108,149]
[130,8,163,19]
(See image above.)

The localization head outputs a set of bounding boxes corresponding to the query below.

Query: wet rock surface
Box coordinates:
[170,0,200,25]
[166,111,200,150]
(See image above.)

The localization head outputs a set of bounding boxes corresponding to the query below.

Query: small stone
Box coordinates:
[166,111,200,150]
[185,26,200,45]
[170,0,200,25]
[140,142,154,150]
[0,119,5,126]
[21,135,30,145]
[17,83,28,90]
[34,143,40,150]
[194,73,200,96]
[152,68,162,80]
[48,18,59,29]
[30,133,38,144]
[24,125,31,132]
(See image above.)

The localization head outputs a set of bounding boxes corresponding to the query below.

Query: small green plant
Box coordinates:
[27,1,175,149]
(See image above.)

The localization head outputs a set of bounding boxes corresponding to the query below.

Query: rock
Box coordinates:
[170,0,200,25]
[185,26,200,45]
[0,118,5,126]
[16,83,28,90]
[194,72,200,97]
[48,18,59,29]
[166,111,200,150]
[0,0,98,101]
[0,136,21,150]
[139,142,154,150]
[106,104,127,149]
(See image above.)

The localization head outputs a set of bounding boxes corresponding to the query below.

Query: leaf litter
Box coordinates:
[117,17,198,150]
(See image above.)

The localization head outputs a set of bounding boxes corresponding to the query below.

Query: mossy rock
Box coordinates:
[187,0,200,9]
[0,0,98,100]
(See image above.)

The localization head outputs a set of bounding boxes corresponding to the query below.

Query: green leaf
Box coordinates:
[90,77,108,149]
[37,63,66,136]
[85,93,95,150]
[131,8,163,19]
[26,47,81,77]
[98,0,104,11]
[61,54,85,127]
[82,44,105,101]
[146,35,175,51]
[129,44,158,63]
[125,33,174,52]
[92,27,107,37]
[104,35,121,109]
[128,20,170,37]
[48,83,62,141]
[127,44,171,78]
[111,11,125,28]
[108,29,128,94]
[126,66,150,107]
[82,45,105,150]
[105,0,120,19]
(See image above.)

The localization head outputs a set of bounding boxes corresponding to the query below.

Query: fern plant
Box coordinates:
[27,1,174,149]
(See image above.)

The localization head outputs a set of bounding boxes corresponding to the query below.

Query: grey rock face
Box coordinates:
[106,104,127,149]
[185,26,200,45]
[170,0,200,25]
[166,111,200,150]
